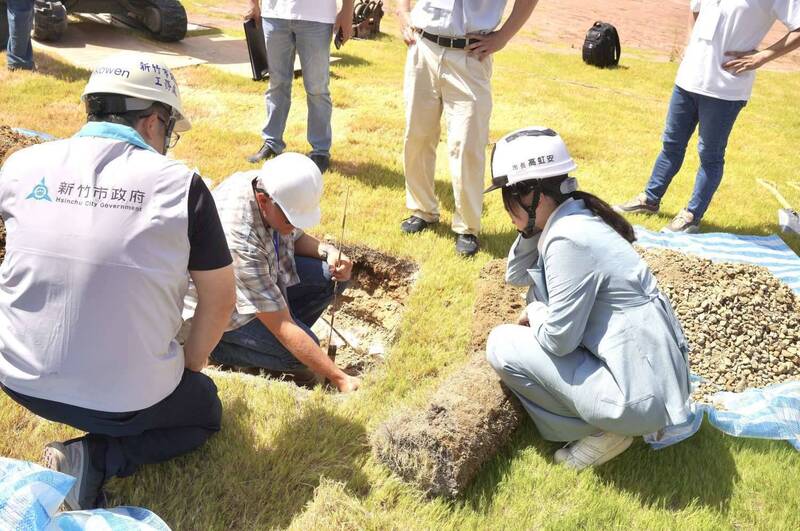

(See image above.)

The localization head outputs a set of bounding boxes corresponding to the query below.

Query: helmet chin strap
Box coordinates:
[519,190,541,239]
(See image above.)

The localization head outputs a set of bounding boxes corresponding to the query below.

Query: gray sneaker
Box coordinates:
[663,209,700,233]
[613,193,660,215]
[43,439,106,510]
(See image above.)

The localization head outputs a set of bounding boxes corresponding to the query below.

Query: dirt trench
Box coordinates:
[315,245,419,376]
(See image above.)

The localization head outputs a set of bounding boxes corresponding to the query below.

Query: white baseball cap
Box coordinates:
[256,153,323,229]
[82,53,191,132]
[485,127,578,193]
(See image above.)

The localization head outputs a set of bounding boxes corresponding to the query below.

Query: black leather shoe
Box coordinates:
[455,234,479,257]
[401,215,434,234]
[309,154,330,174]
[247,142,278,164]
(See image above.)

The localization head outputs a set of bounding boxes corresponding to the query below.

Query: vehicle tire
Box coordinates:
[139,0,187,42]
[32,0,67,42]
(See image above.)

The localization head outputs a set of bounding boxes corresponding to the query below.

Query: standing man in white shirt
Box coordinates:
[615,0,800,233]
[398,0,537,257]
[245,0,355,174]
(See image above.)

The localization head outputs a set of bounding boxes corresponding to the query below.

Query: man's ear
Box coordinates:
[134,113,159,144]
[255,191,270,211]
[144,113,161,138]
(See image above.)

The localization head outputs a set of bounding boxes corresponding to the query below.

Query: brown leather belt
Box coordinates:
[415,29,479,49]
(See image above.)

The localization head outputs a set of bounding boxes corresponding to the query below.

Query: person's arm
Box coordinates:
[505,233,540,287]
[528,237,601,357]
[723,29,800,74]
[244,0,260,21]
[257,308,361,392]
[466,0,537,61]
[185,265,236,371]
[334,0,355,45]
[396,0,416,45]
[293,232,353,281]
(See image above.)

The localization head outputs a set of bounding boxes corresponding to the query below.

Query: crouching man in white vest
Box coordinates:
[183,154,360,392]
[0,53,236,510]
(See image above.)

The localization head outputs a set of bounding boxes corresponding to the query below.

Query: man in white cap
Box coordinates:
[0,53,235,509]
[183,153,361,393]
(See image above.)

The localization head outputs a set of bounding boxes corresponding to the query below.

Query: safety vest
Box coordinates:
[0,124,192,412]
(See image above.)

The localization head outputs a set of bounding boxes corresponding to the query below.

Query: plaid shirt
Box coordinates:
[183,170,302,331]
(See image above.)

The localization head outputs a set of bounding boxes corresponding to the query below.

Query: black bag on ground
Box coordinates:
[582,21,621,68]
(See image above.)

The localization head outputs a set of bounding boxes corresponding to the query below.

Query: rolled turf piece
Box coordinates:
[372,260,526,497]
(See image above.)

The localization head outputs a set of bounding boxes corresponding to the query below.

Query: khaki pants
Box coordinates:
[403,37,493,236]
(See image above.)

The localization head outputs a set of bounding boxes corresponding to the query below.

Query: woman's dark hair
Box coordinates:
[501,175,636,244]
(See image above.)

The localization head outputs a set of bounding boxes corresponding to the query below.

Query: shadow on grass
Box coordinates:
[463,421,739,514]
[332,52,371,69]
[461,420,546,508]
[32,53,90,83]
[595,423,738,512]
[335,159,515,258]
[115,394,369,530]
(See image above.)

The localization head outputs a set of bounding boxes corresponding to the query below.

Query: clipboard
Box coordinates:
[244,18,269,81]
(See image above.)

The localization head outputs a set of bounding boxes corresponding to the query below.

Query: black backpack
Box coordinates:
[582,21,621,68]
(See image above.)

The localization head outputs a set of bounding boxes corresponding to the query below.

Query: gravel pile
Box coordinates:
[639,247,800,401]
[0,125,41,166]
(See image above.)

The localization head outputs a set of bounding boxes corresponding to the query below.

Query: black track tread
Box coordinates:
[0,7,9,49]
[142,0,187,42]
[32,2,67,42]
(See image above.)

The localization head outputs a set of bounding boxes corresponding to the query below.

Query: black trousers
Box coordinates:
[2,370,222,478]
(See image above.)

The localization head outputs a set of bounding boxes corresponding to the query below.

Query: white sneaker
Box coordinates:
[554,432,634,470]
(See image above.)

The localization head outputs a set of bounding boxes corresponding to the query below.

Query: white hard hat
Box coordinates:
[82,53,191,132]
[256,153,322,229]
[485,127,578,193]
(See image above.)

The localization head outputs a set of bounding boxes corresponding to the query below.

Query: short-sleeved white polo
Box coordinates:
[676,0,800,101]
[261,0,338,25]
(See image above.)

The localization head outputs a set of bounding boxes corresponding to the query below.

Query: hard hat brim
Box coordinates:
[281,204,321,230]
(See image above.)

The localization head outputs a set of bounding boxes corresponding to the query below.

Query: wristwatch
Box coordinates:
[319,247,329,261]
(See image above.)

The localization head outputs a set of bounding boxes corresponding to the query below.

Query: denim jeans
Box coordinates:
[2,370,222,479]
[644,85,746,220]
[211,256,346,372]
[261,17,333,157]
[6,0,35,69]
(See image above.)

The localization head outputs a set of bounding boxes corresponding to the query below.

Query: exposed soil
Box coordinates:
[639,247,800,402]
[518,0,799,72]
[314,244,418,376]
[469,259,527,352]
[0,125,41,166]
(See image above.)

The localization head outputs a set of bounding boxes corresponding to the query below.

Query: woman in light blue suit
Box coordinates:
[485,127,692,469]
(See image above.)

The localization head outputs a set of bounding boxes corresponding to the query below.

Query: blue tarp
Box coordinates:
[636,227,800,450]
[0,458,170,530]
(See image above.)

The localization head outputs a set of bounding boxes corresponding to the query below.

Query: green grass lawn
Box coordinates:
[2,14,800,530]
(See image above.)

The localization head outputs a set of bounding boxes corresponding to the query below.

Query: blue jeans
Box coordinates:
[2,370,222,479]
[6,0,35,69]
[644,85,746,220]
[261,17,333,157]
[211,256,346,372]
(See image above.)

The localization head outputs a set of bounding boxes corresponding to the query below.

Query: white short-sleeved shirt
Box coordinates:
[410,0,509,37]
[261,0,337,25]
[676,0,800,101]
